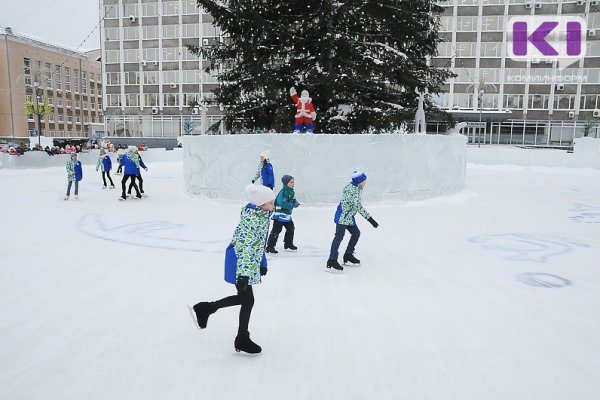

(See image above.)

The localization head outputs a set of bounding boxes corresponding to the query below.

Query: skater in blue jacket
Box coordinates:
[252,150,274,189]
[96,149,115,189]
[128,153,147,197]
[119,146,142,200]
[326,170,378,271]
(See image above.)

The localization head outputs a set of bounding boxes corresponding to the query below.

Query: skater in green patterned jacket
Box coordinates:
[190,183,275,354]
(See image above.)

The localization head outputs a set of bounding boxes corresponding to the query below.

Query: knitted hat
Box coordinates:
[245,183,275,206]
[351,169,367,184]
[259,149,271,159]
[281,175,294,186]
[100,148,106,155]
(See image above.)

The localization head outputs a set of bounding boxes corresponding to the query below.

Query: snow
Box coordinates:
[1,161,600,399]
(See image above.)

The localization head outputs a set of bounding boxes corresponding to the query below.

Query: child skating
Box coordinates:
[96,149,115,189]
[119,146,142,201]
[189,184,275,354]
[64,153,83,200]
[128,152,147,197]
[252,150,274,189]
[326,170,378,272]
[266,175,299,254]
[115,149,124,175]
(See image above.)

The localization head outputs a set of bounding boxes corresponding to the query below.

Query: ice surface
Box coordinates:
[183,134,467,203]
[1,160,599,400]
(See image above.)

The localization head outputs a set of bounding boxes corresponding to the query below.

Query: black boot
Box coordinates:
[343,253,360,265]
[266,246,278,254]
[326,259,343,271]
[192,302,217,329]
[234,330,262,354]
[284,243,297,251]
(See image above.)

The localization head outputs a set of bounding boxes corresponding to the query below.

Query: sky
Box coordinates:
[0,0,100,51]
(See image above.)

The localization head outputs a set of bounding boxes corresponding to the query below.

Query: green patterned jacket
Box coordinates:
[334,183,371,226]
[96,156,105,172]
[232,204,271,285]
[253,161,263,184]
[66,160,76,182]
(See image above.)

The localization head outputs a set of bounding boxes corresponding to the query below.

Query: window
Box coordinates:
[162,47,179,61]
[81,71,87,94]
[67,115,73,124]
[438,16,452,32]
[143,71,159,84]
[91,97,96,110]
[55,66,62,91]
[456,16,478,31]
[554,95,575,110]
[142,48,159,61]
[163,70,179,83]
[90,84,95,96]
[57,97,63,107]
[107,94,122,107]
[74,69,80,93]
[480,42,502,58]
[163,25,180,39]
[582,94,599,110]
[162,1,180,15]
[124,71,140,85]
[45,63,52,88]
[143,25,159,39]
[65,67,71,91]
[106,72,121,85]
[203,23,221,37]
[123,3,138,17]
[24,58,31,85]
[183,93,201,106]
[123,26,139,40]
[98,98,103,109]
[144,93,158,107]
[480,68,500,83]
[83,100,88,109]
[75,99,80,109]
[163,93,179,106]
[104,27,120,41]
[66,98,72,108]
[106,50,120,63]
[48,95,54,105]
[143,2,159,16]
[182,47,199,61]
[183,0,199,14]
[59,114,64,123]
[123,49,139,63]
[90,72,95,82]
[125,94,140,107]
[182,70,201,84]
[481,16,503,31]
[455,42,476,57]
[182,24,200,38]
[104,5,118,18]
[453,93,474,108]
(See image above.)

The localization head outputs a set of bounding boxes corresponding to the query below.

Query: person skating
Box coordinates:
[119,146,142,201]
[96,148,115,189]
[326,170,379,272]
[64,153,83,200]
[115,149,124,175]
[128,153,147,197]
[252,150,274,189]
[266,175,300,254]
[189,184,275,354]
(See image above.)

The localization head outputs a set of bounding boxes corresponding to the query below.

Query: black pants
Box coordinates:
[102,171,115,187]
[267,220,295,247]
[212,282,254,333]
[121,174,140,197]
[128,175,143,194]
[329,224,361,261]
[116,164,123,173]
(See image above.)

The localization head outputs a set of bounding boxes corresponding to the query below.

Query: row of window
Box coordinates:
[106,92,214,108]
[105,47,201,63]
[439,14,600,32]
[23,58,101,95]
[26,94,102,111]
[105,70,217,85]
[104,23,221,41]
[29,129,93,137]
[104,1,202,18]
[437,41,600,58]
[452,67,600,83]
[434,93,600,110]
[28,114,98,124]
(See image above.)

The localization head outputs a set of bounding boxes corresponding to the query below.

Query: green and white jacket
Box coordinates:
[334,183,371,226]
[232,204,271,285]
[66,160,76,182]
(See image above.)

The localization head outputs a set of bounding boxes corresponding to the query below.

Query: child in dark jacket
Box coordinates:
[128,153,147,197]
[266,175,299,253]
[96,149,115,189]
[190,184,275,354]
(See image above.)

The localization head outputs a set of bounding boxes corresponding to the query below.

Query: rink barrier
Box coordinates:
[183,134,468,203]
[0,148,183,170]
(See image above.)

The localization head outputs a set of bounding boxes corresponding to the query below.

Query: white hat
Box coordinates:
[128,145,137,151]
[259,149,271,159]
[245,183,275,206]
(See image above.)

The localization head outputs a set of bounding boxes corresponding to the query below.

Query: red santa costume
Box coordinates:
[290,87,316,134]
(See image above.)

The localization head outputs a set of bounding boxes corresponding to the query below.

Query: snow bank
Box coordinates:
[0,148,182,170]
[183,134,467,203]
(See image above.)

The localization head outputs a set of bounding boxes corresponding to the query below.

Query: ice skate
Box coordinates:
[234,331,262,354]
[63,195,69,201]
[135,194,142,199]
[343,253,361,266]
[189,302,217,330]
[119,195,126,201]
[284,243,297,251]
[266,246,278,254]
[109,186,116,190]
[326,259,344,273]
[74,195,79,200]
[102,186,107,189]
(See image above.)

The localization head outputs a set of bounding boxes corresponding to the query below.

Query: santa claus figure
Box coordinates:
[290,87,316,134]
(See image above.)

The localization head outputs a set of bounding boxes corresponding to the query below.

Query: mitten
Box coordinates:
[289,87,297,96]
[236,276,249,291]
[367,217,379,228]
[260,267,268,276]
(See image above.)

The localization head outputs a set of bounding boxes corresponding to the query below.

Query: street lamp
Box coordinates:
[478,89,484,148]
[33,82,42,147]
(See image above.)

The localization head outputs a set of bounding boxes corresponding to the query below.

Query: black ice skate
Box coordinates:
[326,259,344,272]
[343,253,361,265]
[234,331,262,354]
[266,246,278,254]
[284,243,298,251]
[189,302,217,329]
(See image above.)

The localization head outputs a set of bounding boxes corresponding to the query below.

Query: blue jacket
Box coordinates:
[261,162,274,189]
[136,156,147,176]
[74,161,83,182]
[102,156,112,171]
[122,153,140,175]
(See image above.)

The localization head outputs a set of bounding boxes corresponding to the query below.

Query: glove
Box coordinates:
[236,276,249,291]
[260,267,268,276]
[252,180,255,184]
[290,87,296,96]
[368,217,379,228]
[294,200,300,207]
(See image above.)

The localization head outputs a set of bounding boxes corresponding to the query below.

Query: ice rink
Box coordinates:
[1,161,599,400]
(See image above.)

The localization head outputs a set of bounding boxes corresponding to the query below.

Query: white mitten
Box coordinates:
[289,87,297,96]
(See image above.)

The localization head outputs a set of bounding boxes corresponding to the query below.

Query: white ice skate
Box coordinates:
[74,195,79,200]
[63,195,69,201]
[102,186,107,189]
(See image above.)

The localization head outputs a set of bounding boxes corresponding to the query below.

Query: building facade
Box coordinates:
[0,28,103,142]
[431,0,600,145]
[100,0,224,138]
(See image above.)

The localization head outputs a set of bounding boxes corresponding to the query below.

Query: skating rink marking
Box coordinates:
[569,203,600,224]
[516,272,572,288]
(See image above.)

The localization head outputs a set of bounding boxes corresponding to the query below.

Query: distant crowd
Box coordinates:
[0,142,149,157]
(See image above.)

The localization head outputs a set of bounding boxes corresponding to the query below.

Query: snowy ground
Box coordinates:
[1,161,599,400]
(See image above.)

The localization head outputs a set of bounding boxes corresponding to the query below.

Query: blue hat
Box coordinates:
[281,175,294,186]
[351,169,367,185]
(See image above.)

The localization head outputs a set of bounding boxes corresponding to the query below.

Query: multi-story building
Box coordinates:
[100,0,223,139]
[0,27,103,142]
[432,0,600,145]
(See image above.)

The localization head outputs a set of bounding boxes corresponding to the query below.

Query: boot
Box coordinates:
[284,243,297,251]
[192,302,218,329]
[326,259,343,271]
[234,330,262,354]
[343,253,360,265]
[266,246,278,254]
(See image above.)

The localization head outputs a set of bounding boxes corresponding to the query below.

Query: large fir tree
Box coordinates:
[192,0,452,133]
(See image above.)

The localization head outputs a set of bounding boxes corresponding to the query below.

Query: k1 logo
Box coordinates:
[508,16,587,69]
